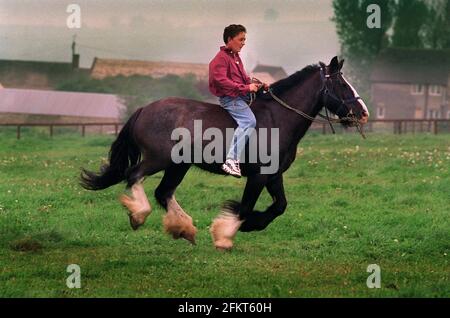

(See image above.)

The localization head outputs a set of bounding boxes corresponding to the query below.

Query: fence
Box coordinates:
[312,119,450,135]
[0,122,122,139]
[0,119,449,139]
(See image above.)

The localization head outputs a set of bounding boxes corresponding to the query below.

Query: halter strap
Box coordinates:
[266,65,366,139]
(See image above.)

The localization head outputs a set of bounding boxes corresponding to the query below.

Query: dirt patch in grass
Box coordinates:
[10,237,43,252]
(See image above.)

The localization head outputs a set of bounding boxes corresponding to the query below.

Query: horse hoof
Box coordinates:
[214,239,233,251]
[181,231,197,245]
[212,237,235,251]
[210,211,242,251]
[163,212,197,245]
[171,229,197,245]
[120,193,151,230]
[128,210,151,231]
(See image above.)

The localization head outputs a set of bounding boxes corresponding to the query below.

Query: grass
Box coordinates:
[0,129,449,297]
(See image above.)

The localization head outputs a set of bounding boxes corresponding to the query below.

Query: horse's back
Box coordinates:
[137,97,236,131]
[145,97,221,113]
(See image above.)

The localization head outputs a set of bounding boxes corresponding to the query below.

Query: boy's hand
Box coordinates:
[249,83,262,92]
[251,77,269,91]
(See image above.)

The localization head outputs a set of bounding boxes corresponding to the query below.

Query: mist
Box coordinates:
[0,0,339,74]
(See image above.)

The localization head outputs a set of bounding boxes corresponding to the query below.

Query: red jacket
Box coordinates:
[209,46,251,97]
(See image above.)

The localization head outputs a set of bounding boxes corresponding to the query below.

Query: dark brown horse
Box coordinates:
[81,57,369,250]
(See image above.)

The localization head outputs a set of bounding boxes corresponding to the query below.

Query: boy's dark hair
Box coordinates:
[223,24,246,44]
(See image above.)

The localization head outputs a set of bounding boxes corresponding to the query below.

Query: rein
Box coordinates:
[258,67,366,139]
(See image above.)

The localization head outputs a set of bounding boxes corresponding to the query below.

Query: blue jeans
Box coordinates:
[219,94,256,161]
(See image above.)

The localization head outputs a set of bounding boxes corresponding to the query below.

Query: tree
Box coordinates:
[390,0,430,48]
[332,0,450,109]
[422,0,450,49]
[332,0,393,60]
[332,0,393,111]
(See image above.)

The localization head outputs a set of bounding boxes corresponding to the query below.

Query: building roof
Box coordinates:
[252,64,288,81]
[370,48,450,85]
[0,88,124,119]
[91,58,209,80]
[249,72,276,85]
[0,59,89,89]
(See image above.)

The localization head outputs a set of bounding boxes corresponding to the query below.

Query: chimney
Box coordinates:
[72,54,80,69]
[71,35,79,69]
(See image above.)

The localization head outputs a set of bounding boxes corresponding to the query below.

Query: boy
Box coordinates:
[209,24,268,177]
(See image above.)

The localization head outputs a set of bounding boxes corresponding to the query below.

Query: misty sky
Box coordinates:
[0,0,340,74]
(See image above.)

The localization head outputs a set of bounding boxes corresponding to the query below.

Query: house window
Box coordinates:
[377,106,385,119]
[411,84,424,95]
[447,111,450,119]
[428,110,440,119]
[429,85,442,96]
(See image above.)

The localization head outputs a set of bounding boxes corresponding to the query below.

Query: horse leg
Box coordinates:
[154,163,197,245]
[239,174,287,232]
[119,160,161,230]
[210,174,268,250]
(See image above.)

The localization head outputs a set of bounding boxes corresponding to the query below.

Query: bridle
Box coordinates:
[317,66,366,138]
[319,67,362,118]
[252,65,366,139]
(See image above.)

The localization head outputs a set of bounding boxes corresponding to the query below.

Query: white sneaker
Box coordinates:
[221,159,241,178]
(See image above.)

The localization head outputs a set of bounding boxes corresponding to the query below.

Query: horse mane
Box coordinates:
[258,63,320,100]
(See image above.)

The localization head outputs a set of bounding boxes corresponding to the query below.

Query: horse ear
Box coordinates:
[330,56,338,66]
[329,56,339,72]
[338,59,345,70]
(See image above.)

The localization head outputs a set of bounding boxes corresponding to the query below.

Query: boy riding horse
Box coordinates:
[209,24,269,178]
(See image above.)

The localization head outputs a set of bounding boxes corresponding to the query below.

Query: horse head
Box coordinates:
[319,56,369,127]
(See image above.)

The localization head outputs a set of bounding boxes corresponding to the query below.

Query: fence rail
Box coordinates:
[313,119,450,135]
[0,122,122,139]
[0,119,449,139]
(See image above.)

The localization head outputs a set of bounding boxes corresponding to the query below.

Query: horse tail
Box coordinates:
[80,108,143,190]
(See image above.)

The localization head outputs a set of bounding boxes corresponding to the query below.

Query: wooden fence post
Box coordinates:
[17,125,21,140]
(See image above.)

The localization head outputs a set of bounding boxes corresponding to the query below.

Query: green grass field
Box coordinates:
[0,129,448,297]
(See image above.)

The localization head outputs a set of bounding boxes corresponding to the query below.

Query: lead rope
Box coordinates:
[248,77,263,107]
[249,92,257,107]
[355,120,366,139]
[267,88,366,139]
[249,76,365,139]
[268,88,342,123]
[324,103,336,134]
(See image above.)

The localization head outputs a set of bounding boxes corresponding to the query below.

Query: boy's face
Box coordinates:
[226,32,246,53]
